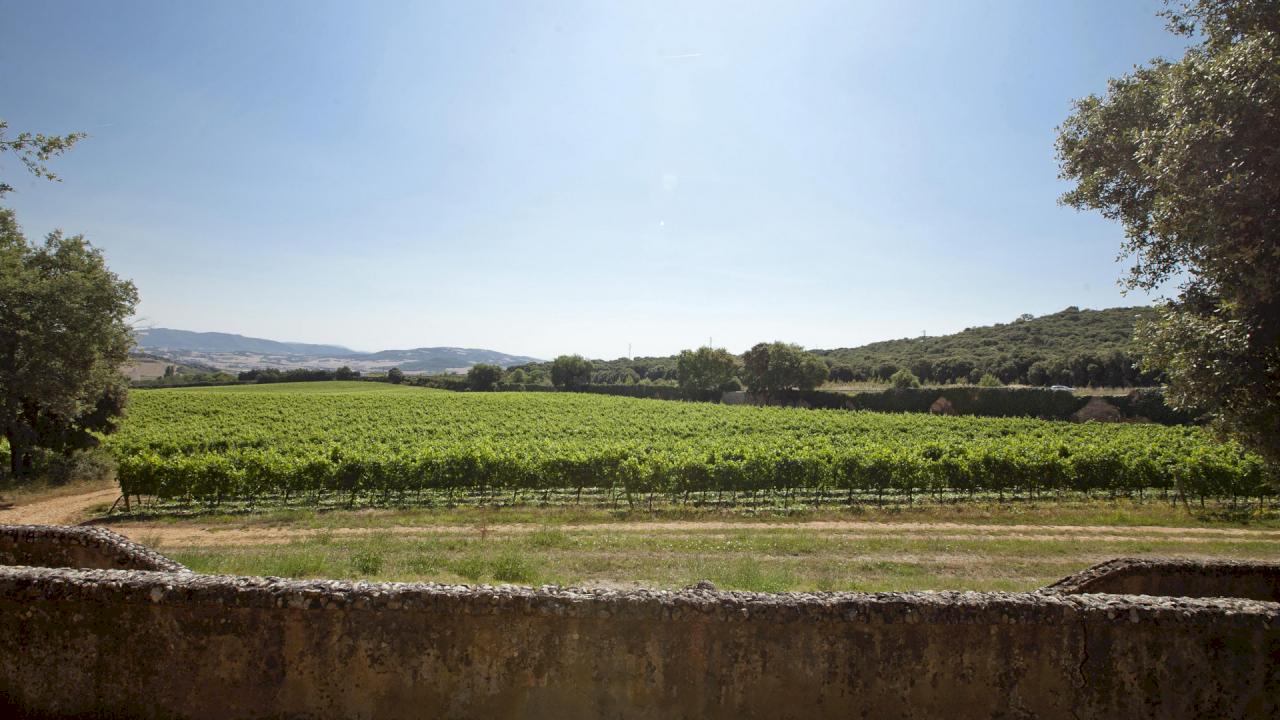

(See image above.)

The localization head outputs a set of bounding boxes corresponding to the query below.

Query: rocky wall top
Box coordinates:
[2,565,1275,628]
[1043,557,1280,601]
[0,524,188,573]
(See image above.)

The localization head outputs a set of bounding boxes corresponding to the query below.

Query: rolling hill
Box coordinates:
[511,306,1162,388]
[135,328,353,356]
[134,328,541,375]
[815,306,1159,386]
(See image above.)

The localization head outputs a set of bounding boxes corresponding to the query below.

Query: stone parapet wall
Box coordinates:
[0,564,1276,719]
[1044,557,1280,601]
[0,524,188,573]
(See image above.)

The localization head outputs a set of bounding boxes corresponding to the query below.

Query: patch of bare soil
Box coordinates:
[10,485,1279,548]
[101,518,1280,548]
[0,486,120,526]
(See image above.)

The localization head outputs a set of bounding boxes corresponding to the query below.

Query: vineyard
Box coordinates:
[108,382,1272,512]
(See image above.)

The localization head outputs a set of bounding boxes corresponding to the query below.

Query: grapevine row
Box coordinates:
[108,383,1271,507]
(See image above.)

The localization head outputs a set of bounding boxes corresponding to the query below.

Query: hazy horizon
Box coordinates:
[133,300,1148,358]
[2,1,1188,358]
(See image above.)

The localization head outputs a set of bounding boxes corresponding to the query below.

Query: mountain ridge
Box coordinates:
[134,328,542,374]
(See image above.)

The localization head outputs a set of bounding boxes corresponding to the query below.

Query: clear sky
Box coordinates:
[1,1,1190,359]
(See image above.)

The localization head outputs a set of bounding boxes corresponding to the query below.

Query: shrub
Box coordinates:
[467,363,503,391]
[890,369,921,389]
[550,355,593,389]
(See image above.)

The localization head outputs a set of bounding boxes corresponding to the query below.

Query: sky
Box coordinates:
[0,1,1191,359]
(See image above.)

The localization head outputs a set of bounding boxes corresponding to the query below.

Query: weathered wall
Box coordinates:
[0,524,187,573]
[0,565,1276,720]
[1043,557,1280,602]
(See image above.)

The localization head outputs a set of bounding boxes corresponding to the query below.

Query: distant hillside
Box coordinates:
[360,348,544,373]
[134,328,541,375]
[815,306,1160,386]
[136,328,353,356]
[122,352,226,382]
[509,306,1161,388]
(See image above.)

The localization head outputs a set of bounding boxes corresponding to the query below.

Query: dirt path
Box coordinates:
[6,485,1279,548]
[0,487,120,526]
[105,518,1280,548]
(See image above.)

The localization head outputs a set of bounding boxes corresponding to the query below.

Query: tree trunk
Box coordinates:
[6,430,23,478]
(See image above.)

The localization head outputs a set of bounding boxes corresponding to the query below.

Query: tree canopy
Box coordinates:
[1,209,138,475]
[814,307,1158,387]
[550,355,593,389]
[741,342,828,395]
[890,369,922,389]
[675,347,740,394]
[466,363,503,391]
[1056,0,1280,470]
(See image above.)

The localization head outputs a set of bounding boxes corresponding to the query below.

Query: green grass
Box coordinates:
[163,522,1279,593]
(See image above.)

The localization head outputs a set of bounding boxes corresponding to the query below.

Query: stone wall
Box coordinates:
[0,524,187,573]
[0,563,1276,719]
[1043,557,1280,602]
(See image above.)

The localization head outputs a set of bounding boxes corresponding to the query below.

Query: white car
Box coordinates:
[1049,385,1074,392]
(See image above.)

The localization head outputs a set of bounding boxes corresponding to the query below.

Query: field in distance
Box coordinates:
[80,381,1276,591]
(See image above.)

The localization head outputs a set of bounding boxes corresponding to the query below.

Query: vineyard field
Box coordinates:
[108,382,1271,511]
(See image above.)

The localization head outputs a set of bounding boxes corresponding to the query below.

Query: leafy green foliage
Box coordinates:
[108,383,1268,508]
[676,347,740,393]
[466,363,502,391]
[977,373,1002,388]
[386,367,405,384]
[550,355,593,389]
[1056,0,1280,471]
[237,367,359,384]
[0,119,86,198]
[0,209,138,476]
[515,307,1158,390]
[742,343,828,395]
[890,369,921,389]
[816,307,1158,387]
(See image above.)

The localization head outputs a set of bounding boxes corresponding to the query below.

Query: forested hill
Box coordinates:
[815,306,1159,387]
[510,306,1163,389]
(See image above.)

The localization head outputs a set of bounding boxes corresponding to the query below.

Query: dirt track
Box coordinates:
[4,487,1280,549]
[100,520,1280,548]
[0,487,120,526]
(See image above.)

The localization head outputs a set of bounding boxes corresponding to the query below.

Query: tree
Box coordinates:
[828,364,856,383]
[550,355,593,389]
[335,366,358,381]
[0,120,86,199]
[741,342,829,395]
[889,368,921,389]
[1056,0,1280,471]
[676,346,740,394]
[467,363,503,391]
[1,209,138,476]
[977,373,1002,388]
[386,367,405,384]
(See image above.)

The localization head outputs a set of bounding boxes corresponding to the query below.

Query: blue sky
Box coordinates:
[1,1,1189,359]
